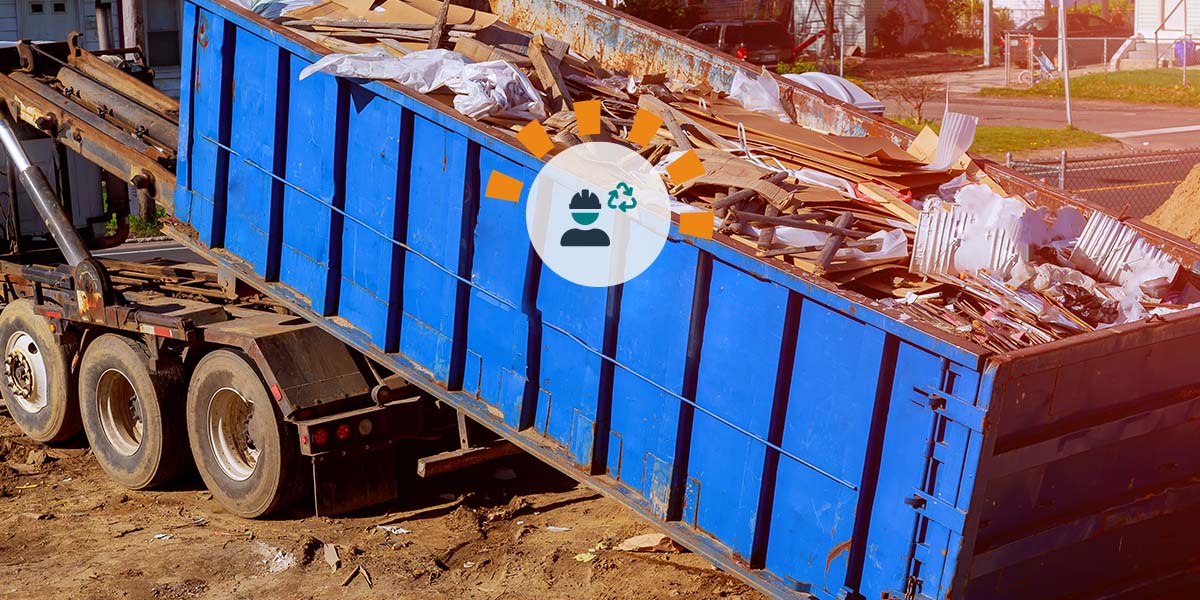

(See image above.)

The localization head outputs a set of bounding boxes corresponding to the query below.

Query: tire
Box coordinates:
[1018,70,1034,85]
[78,334,189,490]
[186,349,304,518]
[0,299,80,443]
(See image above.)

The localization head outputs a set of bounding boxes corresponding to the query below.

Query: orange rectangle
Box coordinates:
[516,120,554,159]
[574,100,602,136]
[484,170,523,203]
[678,210,714,240]
[665,149,705,185]
[626,108,664,147]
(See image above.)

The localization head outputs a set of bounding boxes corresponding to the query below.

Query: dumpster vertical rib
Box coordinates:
[325,80,351,316]
[749,290,803,568]
[385,108,416,353]
[447,141,481,390]
[519,248,543,431]
[265,47,289,281]
[590,283,624,475]
[210,18,236,248]
[668,252,712,523]
[844,333,901,594]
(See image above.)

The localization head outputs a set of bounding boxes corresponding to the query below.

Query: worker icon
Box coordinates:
[560,188,610,247]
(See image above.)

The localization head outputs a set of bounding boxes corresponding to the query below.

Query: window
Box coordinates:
[52,1,65,11]
[688,25,718,45]
[745,22,791,50]
[29,2,43,13]
[722,24,744,47]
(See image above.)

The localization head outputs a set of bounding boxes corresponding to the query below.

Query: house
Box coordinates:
[1,0,179,66]
[790,0,927,54]
[1,0,181,93]
[1133,0,1199,41]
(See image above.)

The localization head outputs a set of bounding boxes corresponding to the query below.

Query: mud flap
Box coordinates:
[312,441,399,516]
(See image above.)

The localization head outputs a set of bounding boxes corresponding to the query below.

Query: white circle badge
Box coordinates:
[525,142,670,287]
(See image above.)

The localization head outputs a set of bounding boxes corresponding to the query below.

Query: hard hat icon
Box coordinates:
[570,189,601,211]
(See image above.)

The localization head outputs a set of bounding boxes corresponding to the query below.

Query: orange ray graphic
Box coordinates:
[627,108,664,147]
[516,120,554,159]
[678,210,714,240]
[485,170,524,203]
[666,149,705,185]
[574,100,602,136]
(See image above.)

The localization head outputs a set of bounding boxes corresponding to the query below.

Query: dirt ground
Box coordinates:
[0,414,761,600]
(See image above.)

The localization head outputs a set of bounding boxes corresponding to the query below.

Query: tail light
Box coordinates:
[336,423,352,441]
[312,428,329,446]
[736,46,748,60]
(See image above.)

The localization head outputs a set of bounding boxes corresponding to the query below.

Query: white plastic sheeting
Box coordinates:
[298,49,546,121]
[782,72,884,116]
[728,68,791,123]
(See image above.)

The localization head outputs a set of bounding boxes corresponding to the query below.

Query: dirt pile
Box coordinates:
[1145,163,1200,243]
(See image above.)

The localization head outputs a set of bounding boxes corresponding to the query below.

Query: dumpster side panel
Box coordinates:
[223,30,283,278]
[961,316,1200,600]
[399,115,473,382]
[607,239,699,517]
[339,88,409,351]
[279,59,342,316]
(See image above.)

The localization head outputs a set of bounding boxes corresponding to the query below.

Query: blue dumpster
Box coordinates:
[170,1,1200,598]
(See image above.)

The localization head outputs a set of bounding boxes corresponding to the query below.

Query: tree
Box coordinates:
[616,0,697,29]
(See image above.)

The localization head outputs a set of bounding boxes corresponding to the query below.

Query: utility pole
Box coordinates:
[825,0,836,59]
[983,0,993,66]
[121,0,147,52]
[1057,0,1073,125]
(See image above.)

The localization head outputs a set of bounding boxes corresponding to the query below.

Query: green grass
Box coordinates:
[107,205,167,238]
[978,69,1200,107]
[893,117,1114,157]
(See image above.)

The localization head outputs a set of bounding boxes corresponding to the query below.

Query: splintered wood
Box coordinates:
[273,0,1196,353]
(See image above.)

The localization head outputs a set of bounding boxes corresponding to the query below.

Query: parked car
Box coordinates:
[1003,13,1133,67]
[686,20,794,66]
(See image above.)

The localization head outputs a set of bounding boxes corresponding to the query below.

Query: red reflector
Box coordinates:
[312,428,329,446]
[299,434,309,445]
[336,423,351,441]
[270,384,282,401]
[43,311,61,319]
[155,326,173,338]
[736,46,748,60]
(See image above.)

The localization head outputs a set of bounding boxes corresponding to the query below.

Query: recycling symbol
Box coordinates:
[607,181,638,213]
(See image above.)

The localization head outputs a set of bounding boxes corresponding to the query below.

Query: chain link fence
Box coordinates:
[1008,149,1200,218]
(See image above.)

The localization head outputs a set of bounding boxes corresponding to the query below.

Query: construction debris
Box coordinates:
[267,0,1199,352]
[616,533,683,553]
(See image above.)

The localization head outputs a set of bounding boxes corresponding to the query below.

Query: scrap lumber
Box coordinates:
[528,34,574,112]
[427,0,452,48]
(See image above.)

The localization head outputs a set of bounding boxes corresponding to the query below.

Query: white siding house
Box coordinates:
[0,0,115,47]
[1134,0,1200,39]
[792,0,926,53]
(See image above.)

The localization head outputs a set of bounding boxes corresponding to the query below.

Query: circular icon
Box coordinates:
[526,142,670,287]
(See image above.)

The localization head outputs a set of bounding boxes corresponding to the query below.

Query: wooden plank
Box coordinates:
[528,34,574,113]
[416,441,524,477]
[427,0,451,49]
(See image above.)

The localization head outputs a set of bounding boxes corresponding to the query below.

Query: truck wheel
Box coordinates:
[186,349,303,518]
[0,299,80,443]
[78,334,189,489]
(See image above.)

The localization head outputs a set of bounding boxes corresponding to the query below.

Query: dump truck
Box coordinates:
[1,2,1200,600]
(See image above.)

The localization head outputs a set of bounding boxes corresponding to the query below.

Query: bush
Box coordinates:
[616,0,699,29]
[777,60,820,74]
[874,8,906,55]
[872,75,939,122]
